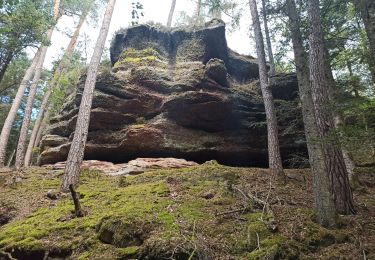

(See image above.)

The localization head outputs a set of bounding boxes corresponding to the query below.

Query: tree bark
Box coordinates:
[248,0,284,177]
[307,0,355,215]
[61,0,117,192]
[167,0,176,28]
[0,48,42,167]
[285,0,336,226]
[261,0,276,76]
[353,0,375,85]
[24,11,88,166]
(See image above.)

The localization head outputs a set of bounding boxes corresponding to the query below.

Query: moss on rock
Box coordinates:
[113,48,166,72]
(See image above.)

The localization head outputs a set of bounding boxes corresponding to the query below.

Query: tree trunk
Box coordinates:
[211,7,222,19]
[261,0,276,76]
[248,0,284,177]
[35,110,49,149]
[307,0,355,215]
[323,45,358,189]
[353,0,375,85]
[7,149,15,167]
[0,51,14,85]
[61,0,117,192]
[14,0,61,169]
[285,0,336,227]
[195,0,202,18]
[24,11,88,166]
[0,48,42,167]
[69,185,84,217]
[14,43,49,169]
[167,0,176,28]
[347,62,360,97]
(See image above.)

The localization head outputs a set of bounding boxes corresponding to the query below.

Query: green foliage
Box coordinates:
[0,53,49,163]
[336,96,375,165]
[0,53,30,95]
[321,0,374,96]
[49,50,86,116]
[0,0,54,77]
[175,0,242,31]
[61,0,106,25]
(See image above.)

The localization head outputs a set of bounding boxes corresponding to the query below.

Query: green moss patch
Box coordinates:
[113,48,166,71]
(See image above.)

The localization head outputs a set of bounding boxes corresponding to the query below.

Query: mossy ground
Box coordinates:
[0,163,374,259]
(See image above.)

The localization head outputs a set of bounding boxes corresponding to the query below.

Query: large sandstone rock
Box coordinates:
[39,21,306,167]
[44,158,198,176]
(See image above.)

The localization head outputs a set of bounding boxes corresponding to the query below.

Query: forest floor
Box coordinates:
[0,161,374,259]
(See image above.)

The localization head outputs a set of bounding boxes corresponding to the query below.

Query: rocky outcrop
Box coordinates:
[39,21,306,167]
[44,158,198,176]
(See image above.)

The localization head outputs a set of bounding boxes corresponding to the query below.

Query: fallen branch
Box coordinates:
[0,250,16,260]
[234,187,277,231]
[69,184,84,217]
[42,251,50,260]
[215,207,249,216]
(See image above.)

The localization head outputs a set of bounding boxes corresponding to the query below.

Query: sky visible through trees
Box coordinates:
[35,0,255,69]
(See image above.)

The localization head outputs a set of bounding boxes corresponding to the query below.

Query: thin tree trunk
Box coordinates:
[211,7,222,19]
[248,0,284,177]
[347,62,360,97]
[353,0,375,85]
[167,0,176,28]
[0,52,13,85]
[24,11,88,166]
[195,0,202,18]
[35,110,49,149]
[0,48,42,167]
[261,0,276,76]
[307,0,355,215]
[285,0,336,226]
[24,91,51,167]
[69,185,84,217]
[61,0,117,192]
[14,43,49,169]
[323,46,358,188]
[7,149,15,167]
[14,0,61,169]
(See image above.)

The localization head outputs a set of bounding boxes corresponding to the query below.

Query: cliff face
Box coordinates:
[39,20,305,166]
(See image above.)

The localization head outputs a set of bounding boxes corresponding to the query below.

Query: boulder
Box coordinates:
[44,158,198,176]
[39,21,306,167]
[204,58,229,87]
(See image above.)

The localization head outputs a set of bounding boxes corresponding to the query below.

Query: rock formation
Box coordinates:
[39,20,306,167]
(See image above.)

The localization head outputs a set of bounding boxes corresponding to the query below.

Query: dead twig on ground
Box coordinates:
[215,207,250,216]
[0,250,16,260]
